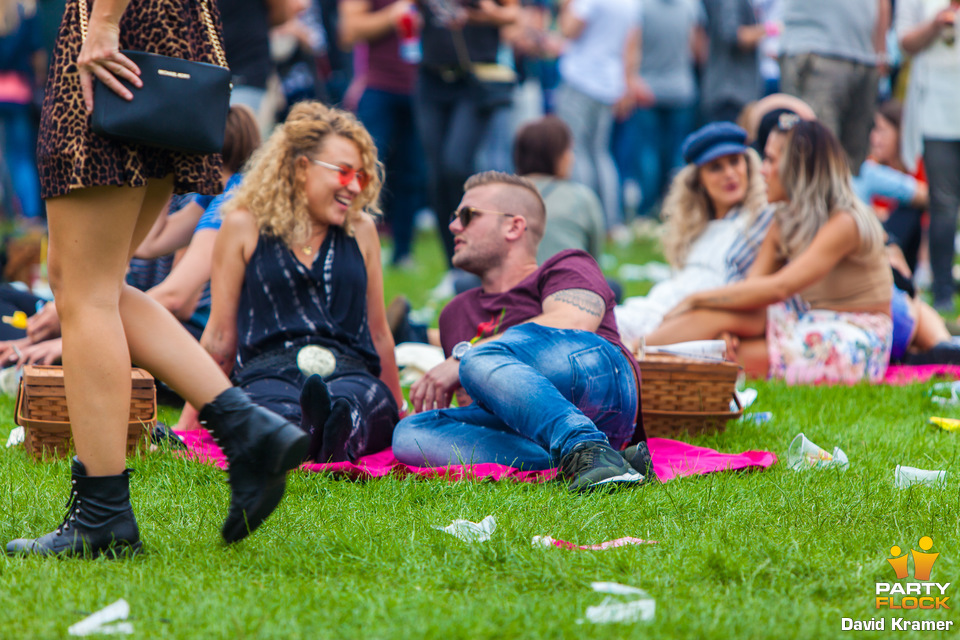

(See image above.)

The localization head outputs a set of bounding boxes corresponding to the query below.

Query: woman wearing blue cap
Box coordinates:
[646,118,893,384]
[615,122,773,344]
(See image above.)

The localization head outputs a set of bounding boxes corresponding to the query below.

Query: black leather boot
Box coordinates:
[6,458,141,558]
[198,387,310,543]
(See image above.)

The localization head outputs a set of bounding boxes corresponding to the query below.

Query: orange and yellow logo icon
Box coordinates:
[888,536,939,581]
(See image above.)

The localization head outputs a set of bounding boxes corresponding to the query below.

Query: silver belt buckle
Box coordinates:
[297,345,337,378]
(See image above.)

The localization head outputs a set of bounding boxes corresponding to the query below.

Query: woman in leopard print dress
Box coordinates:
[6,0,309,558]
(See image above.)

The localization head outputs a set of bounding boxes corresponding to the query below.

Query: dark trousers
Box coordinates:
[883,204,924,276]
[356,88,426,265]
[415,69,494,263]
[234,359,398,461]
[923,139,960,307]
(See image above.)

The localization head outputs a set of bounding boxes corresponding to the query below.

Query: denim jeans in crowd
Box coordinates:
[415,70,495,263]
[0,103,42,219]
[923,138,960,309]
[356,88,427,265]
[612,103,695,217]
[392,323,638,469]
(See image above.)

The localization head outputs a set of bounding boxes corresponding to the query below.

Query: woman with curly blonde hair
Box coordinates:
[615,122,773,344]
[203,101,403,463]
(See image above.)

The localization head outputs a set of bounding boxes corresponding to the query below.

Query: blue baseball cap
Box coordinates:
[681,122,749,166]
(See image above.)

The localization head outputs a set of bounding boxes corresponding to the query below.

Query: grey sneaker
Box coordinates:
[621,442,654,481]
[559,441,644,493]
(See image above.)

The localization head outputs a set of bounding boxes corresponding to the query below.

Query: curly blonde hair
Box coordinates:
[661,148,766,269]
[224,101,383,247]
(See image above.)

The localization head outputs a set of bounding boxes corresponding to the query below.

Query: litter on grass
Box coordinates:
[617,262,671,283]
[577,582,655,624]
[741,412,772,424]
[929,416,960,432]
[786,433,849,471]
[6,426,23,448]
[532,536,657,550]
[895,465,947,489]
[433,515,496,543]
[68,599,133,636]
[927,381,960,405]
[733,387,758,411]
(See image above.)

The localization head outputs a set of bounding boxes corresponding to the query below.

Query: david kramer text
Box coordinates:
[842,618,955,631]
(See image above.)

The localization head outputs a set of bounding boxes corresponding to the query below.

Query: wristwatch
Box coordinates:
[452,341,472,361]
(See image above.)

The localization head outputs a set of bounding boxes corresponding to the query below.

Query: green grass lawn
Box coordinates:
[1,229,958,639]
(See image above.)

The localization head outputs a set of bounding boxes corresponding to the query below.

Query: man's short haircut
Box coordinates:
[463,171,546,243]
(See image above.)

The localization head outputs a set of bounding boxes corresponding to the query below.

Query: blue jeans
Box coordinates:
[356,88,426,264]
[392,323,638,469]
[0,103,42,218]
[612,103,695,217]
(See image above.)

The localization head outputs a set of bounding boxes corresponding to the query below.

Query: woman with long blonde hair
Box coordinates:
[646,118,893,384]
[615,122,772,344]
[203,101,403,464]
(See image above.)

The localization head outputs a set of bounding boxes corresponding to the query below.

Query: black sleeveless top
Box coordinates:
[236,227,380,375]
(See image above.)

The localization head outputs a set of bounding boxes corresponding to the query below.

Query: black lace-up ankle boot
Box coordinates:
[6,458,141,558]
[198,387,310,543]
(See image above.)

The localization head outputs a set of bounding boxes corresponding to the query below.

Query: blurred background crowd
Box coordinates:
[0,0,956,309]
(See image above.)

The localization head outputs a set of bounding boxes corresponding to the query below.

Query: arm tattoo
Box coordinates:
[548,288,605,318]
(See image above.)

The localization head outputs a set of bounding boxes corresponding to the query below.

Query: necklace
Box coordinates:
[302,245,313,255]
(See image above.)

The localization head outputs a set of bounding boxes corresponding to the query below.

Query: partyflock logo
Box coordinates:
[841,537,953,632]
[876,537,948,609]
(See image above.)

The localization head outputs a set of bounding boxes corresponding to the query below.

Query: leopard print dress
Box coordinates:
[37,0,224,199]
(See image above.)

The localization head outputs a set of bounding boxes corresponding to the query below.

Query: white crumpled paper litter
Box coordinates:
[577,582,655,624]
[67,599,133,636]
[6,426,24,448]
[433,515,496,543]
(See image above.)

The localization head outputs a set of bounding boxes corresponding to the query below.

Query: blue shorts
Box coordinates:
[890,286,914,362]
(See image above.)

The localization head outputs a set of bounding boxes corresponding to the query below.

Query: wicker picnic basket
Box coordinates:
[14,365,156,460]
[637,354,743,439]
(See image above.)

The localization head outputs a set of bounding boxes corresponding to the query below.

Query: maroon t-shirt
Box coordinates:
[438,250,642,388]
[343,0,417,94]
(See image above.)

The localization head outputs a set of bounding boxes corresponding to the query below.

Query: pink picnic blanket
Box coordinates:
[175,430,776,483]
[882,365,960,386]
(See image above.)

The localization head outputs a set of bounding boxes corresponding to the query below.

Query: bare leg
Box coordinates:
[47,185,148,476]
[120,285,229,407]
[735,338,769,379]
[912,298,951,351]
[645,308,767,346]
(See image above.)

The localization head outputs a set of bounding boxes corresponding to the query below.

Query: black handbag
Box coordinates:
[451,28,515,112]
[79,0,232,154]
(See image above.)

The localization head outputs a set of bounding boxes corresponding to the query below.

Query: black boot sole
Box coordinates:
[6,538,143,559]
[221,423,310,544]
[267,422,311,475]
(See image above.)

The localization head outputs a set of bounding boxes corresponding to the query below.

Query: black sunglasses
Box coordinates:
[449,206,518,228]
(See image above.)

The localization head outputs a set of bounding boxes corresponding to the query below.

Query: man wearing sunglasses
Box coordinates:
[392,171,650,492]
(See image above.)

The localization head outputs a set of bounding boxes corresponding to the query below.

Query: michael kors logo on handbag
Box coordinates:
[157,69,191,79]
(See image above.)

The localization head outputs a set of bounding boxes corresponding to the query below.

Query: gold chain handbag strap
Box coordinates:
[77,0,228,69]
